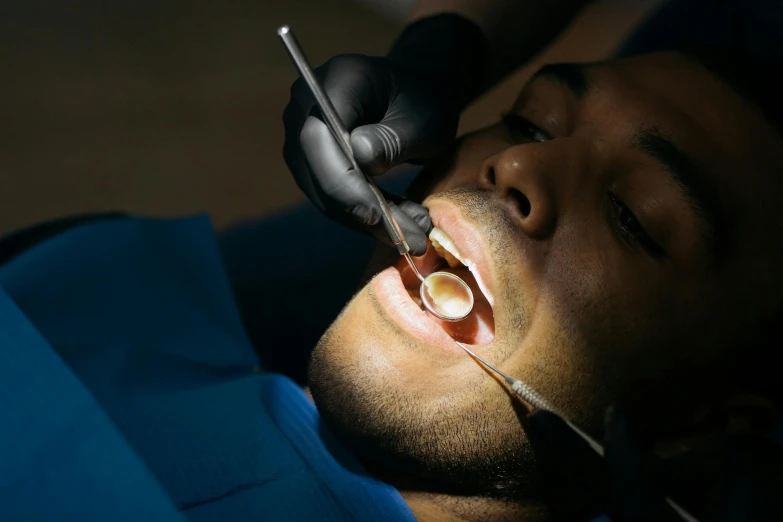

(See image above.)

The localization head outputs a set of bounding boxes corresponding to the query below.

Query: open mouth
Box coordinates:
[394,227,495,345]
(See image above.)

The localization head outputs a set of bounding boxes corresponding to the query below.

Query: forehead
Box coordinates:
[525,53,783,258]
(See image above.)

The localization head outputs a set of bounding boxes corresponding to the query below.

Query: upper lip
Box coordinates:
[426,200,496,310]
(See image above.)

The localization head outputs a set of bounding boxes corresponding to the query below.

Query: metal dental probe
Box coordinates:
[455,342,699,522]
[454,342,603,453]
[278,25,474,322]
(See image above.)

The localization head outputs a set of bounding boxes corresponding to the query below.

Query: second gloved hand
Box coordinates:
[282,14,490,255]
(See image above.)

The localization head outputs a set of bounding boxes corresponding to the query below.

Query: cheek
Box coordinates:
[509,240,678,424]
[318,286,466,393]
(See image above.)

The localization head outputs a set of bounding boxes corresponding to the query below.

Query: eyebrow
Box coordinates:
[633,126,727,257]
[531,63,591,99]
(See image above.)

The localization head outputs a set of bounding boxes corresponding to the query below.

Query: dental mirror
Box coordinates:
[278,25,475,321]
[412,268,474,322]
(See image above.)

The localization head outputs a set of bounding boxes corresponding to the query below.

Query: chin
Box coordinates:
[307,282,534,497]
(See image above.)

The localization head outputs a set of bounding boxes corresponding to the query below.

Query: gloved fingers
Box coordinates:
[350,78,460,177]
[289,114,431,254]
[282,127,328,214]
[283,55,374,195]
[351,110,456,176]
[299,114,432,250]
[321,55,387,129]
[283,77,325,203]
[320,56,424,176]
[300,115,383,227]
[397,199,433,241]
[523,409,607,519]
[375,199,429,256]
[283,55,432,253]
[384,191,433,234]
[285,56,374,131]
[351,123,408,176]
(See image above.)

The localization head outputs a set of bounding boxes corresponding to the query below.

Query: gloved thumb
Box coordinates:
[351,107,458,177]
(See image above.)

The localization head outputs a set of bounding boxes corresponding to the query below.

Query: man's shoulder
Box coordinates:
[0,213,258,370]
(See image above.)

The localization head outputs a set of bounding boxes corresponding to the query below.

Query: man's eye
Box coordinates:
[501,113,550,143]
[608,193,665,258]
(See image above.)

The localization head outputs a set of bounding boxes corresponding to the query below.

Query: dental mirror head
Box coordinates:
[420,271,474,321]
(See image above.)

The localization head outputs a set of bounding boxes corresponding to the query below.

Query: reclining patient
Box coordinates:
[1,31,782,522]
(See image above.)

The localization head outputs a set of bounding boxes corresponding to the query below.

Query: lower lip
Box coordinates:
[373,266,464,353]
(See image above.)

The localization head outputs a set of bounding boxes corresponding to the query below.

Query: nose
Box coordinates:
[478,143,559,239]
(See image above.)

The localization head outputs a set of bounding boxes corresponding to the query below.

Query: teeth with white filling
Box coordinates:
[429,227,494,307]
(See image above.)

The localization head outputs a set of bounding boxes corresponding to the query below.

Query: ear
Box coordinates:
[653,392,780,459]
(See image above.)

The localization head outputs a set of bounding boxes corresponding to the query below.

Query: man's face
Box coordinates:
[309,52,783,495]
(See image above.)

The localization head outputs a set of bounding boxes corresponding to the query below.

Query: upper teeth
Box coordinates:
[428,227,494,306]
[429,227,468,268]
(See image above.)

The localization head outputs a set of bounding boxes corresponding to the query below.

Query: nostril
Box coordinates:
[509,188,531,217]
[485,166,496,187]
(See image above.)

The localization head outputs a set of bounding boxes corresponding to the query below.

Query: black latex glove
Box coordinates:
[282,14,489,255]
[524,408,783,522]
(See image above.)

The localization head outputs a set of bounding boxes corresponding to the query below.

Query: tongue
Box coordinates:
[433,267,494,345]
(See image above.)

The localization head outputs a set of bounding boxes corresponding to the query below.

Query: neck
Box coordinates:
[400,489,548,522]
[362,460,547,522]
